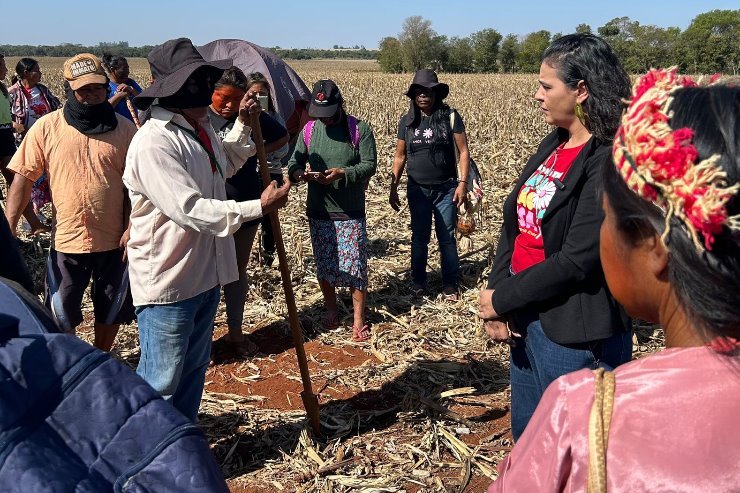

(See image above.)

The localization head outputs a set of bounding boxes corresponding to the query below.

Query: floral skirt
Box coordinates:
[308,217,368,290]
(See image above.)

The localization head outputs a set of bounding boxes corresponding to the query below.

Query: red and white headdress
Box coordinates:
[613,68,740,251]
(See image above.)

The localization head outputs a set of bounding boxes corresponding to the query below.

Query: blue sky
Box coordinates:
[4,1,737,49]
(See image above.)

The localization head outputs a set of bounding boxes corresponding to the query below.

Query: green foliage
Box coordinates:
[470,28,502,72]
[682,9,740,74]
[273,47,377,60]
[378,37,404,73]
[498,34,520,73]
[446,37,474,73]
[375,9,738,73]
[398,16,439,71]
[517,30,551,73]
[428,35,450,72]
[0,41,154,58]
[0,41,378,61]
[595,11,739,74]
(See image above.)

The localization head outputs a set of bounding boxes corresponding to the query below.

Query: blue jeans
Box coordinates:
[135,286,220,422]
[509,312,632,441]
[407,178,459,287]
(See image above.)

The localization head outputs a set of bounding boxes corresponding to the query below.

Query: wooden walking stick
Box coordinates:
[249,111,322,435]
[125,96,141,129]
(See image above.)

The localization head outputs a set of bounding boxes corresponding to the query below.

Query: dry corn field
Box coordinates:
[3,57,663,492]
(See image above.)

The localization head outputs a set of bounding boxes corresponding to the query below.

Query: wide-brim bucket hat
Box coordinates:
[134,38,232,110]
[405,69,449,100]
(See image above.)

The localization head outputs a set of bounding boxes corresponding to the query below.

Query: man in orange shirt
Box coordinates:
[5,53,137,351]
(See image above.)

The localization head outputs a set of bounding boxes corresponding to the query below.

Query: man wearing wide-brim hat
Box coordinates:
[123,38,291,422]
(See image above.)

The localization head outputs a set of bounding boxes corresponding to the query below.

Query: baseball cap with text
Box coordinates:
[63,54,108,90]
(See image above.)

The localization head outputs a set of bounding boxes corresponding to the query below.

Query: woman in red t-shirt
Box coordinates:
[478,33,633,440]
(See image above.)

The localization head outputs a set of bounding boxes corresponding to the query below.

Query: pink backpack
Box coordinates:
[303,115,360,150]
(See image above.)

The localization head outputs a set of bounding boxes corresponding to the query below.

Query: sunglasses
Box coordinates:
[413,88,435,98]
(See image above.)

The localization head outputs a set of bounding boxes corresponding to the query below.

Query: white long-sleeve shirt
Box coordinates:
[123,105,262,305]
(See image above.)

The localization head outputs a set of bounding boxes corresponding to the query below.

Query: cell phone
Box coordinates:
[256,94,269,110]
[304,171,323,179]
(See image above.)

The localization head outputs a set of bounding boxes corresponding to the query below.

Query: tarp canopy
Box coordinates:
[198,39,310,125]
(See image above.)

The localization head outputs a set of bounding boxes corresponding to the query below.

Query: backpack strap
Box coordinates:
[347,115,360,148]
[304,117,360,150]
[450,109,460,159]
[303,120,316,150]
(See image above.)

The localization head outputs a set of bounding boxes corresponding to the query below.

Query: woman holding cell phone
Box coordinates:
[208,67,289,360]
[246,72,291,267]
[288,79,377,342]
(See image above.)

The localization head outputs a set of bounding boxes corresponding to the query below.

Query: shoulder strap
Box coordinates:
[588,368,616,493]
[303,120,316,150]
[449,109,459,162]
[304,117,360,150]
[347,115,359,148]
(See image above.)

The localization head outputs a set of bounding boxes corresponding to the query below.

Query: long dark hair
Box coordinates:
[603,84,740,340]
[405,87,452,160]
[543,33,630,143]
[12,57,38,85]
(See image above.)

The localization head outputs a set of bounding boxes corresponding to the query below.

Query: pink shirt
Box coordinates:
[489,346,740,492]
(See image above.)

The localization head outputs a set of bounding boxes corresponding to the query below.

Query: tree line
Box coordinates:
[0,41,379,61]
[0,42,155,58]
[378,10,740,74]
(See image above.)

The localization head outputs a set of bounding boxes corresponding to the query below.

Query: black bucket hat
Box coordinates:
[133,38,232,110]
[405,69,449,100]
[308,79,343,118]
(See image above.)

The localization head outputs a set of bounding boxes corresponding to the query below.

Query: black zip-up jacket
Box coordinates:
[487,129,629,344]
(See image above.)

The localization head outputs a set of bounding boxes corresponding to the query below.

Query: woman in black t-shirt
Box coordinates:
[389,69,471,300]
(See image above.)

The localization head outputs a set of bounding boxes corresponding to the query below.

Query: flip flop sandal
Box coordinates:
[352,324,371,342]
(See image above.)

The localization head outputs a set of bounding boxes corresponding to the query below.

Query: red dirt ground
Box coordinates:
[205,322,510,492]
